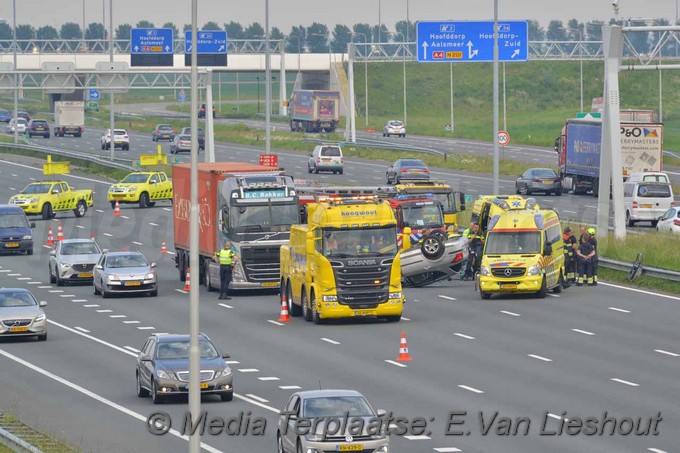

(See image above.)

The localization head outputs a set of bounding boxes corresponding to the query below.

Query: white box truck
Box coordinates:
[53,101,85,137]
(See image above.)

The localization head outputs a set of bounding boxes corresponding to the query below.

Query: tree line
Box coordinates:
[0,17,677,55]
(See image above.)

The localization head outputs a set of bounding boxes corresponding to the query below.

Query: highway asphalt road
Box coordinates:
[0,156,678,453]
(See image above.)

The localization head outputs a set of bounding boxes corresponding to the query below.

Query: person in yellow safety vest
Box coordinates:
[464,223,484,281]
[576,233,596,286]
[562,227,577,285]
[587,227,598,285]
[462,221,475,239]
[213,241,237,300]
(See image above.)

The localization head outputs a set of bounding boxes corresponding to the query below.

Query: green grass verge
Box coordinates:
[0,412,80,453]
[596,268,680,296]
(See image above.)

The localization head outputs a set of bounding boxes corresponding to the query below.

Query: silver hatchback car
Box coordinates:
[93,251,158,298]
[0,288,47,341]
[49,238,101,286]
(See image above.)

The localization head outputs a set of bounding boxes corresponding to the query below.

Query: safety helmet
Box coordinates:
[587,227,596,235]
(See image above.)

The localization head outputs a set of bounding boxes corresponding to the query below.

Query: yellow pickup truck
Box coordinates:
[9,181,94,219]
[107,171,173,209]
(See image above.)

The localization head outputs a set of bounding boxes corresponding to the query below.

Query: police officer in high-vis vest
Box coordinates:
[213,241,236,300]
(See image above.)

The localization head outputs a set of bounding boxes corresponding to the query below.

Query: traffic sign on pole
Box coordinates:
[184,30,228,66]
[130,28,174,67]
[416,21,528,63]
[497,130,511,146]
[88,89,100,100]
[178,89,187,103]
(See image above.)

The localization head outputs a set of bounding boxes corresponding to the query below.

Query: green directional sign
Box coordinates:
[464,194,473,203]
[576,112,602,119]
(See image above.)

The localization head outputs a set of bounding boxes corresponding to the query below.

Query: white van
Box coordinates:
[624,181,675,227]
[626,172,669,184]
[307,144,344,174]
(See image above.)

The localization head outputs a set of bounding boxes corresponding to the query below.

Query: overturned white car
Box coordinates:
[400,230,468,287]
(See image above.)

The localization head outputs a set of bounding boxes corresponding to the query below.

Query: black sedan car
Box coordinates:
[136,333,233,404]
[386,158,430,184]
[515,168,562,196]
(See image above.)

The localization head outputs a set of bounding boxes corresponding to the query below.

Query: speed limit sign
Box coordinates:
[497,130,510,146]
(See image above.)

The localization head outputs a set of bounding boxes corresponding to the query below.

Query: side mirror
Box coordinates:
[39,301,47,307]
[139,355,151,362]
[95,264,103,270]
[222,353,231,359]
[376,409,387,417]
[49,250,56,256]
[30,222,36,228]
[150,262,157,268]
[52,190,59,194]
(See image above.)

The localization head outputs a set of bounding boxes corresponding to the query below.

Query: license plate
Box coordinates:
[338,445,364,451]
[186,383,210,390]
[79,272,93,278]
[4,242,19,248]
[412,170,421,173]
[124,281,141,286]
[322,158,331,162]
[640,204,653,208]
[543,180,553,184]
[354,309,376,316]
[261,282,278,287]
[113,194,125,198]
[501,283,517,289]
[10,326,29,332]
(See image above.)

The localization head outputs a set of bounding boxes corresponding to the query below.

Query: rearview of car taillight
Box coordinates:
[673,219,680,227]
[632,201,638,209]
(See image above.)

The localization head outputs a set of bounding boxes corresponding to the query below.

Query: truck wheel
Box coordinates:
[139,192,150,209]
[421,234,445,260]
[178,251,187,282]
[311,293,324,325]
[74,201,87,218]
[287,283,302,317]
[41,203,52,220]
[301,289,311,322]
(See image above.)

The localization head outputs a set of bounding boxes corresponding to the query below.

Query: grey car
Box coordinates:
[180,127,205,150]
[386,158,430,184]
[93,251,158,298]
[401,232,468,287]
[49,238,101,286]
[136,333,233,404]
[515,168,562,196]
[170,134,193,154]
[0,288,47,341]
[277,389,389,453]
[152,124,175,142]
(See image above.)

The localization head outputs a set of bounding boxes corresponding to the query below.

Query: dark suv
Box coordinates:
[180,126,205,150]
[27,119,50,138]
[198,104,216,119]
[135,333,234,404]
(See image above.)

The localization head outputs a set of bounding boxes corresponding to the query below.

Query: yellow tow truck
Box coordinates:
[9,181,93,220]
[280,195,405,324]
[107,171,173,209]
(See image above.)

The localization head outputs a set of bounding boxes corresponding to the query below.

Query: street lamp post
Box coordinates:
[388,31,407,126]
[12,0,18,144]
[256,76,261,113]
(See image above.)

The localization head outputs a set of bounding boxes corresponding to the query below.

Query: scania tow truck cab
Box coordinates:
[387,195,447,248]
[478,209,565,299]
[280,196,404,324]
[471,195,540,233]
[393,179,465,228]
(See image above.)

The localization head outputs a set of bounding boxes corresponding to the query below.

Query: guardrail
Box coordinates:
[303,137,446,157]
[0,142,134,172]
[598,257,680,282]
[0,425,44,453]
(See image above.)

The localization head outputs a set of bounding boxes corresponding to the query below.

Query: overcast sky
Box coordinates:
[2,0,678,33]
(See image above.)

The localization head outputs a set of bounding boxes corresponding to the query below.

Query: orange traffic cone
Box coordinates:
[395,330,413,362]
[278,294,291,322]
[183,267,191,291]
[160,240,168,254]
[56,223,64,242]
[121,247,126,252]
[46,226,54,246]
[113,201,121,216]
[90,232,95,240]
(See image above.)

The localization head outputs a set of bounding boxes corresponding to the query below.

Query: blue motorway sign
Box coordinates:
[130,28,174,54]
[185,30,228,54]
[88,89,100,100]
[416,21,528,62]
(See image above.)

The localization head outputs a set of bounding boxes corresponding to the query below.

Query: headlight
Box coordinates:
[107,275,120,281]
[156,369,171,379]
[480,266,491,276]
[29,197,40,203]
[305,434,324,442]
[145,272,156,280]
[59,262,71,268]
[370,434,387,440]
[34,313,46,322]
[22,235,32,240]
[216,366,232,378]
[527,264,542,276]
[389,292,402,299]
[322,295,337,302]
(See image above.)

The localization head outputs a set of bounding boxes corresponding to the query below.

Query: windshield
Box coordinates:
[121,174,149,184]
[485,231,541,255]
[0,292,37,307]
[61,242,100,255]
[531,169,557,178]
[157,125,172,130]
[401,160,426,168]
[401,204,443,228]
[229,203,299,232]
[303,396,374,417]
[0,213,29,228]
[389,121,404,127]
[113,130,126,136]
[637,184,671,198]
[106,254,148,268]
[156,340,219,360]
[21,183,51,194]
[322,226,398,257]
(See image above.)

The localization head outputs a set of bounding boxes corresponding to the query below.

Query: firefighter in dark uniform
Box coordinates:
[576,233,596,286]
[464,223,484,281]
[562,227,577,285]
[213,241,236,300]
[587,227,598,285]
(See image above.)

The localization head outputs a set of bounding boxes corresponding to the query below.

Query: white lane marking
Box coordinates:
[321,338,340,345]
[438,295,456,301]
[123,320,140,324]
[258,377,280,381]
[163,208,172,211]
[454,333,475,340]
[528,354,553,362]
[124,346,140,353]
[433,448,462,452]
[71,299,87,302]
[9,187,15,190]
[16,277,31,280]
[95,209,104,213]
[132,241,143,246]
[225,360,240,365]
[599,282,680,302]
[42,245,52,249]
[29,177,36,181]
[48,320,135,356]
[279,385,301,390]
[166,251,176,255]
[547,293,560,298]
[648,448,668,453]
[385,360,407,368]
[27,282,41,285]
[0,349,224,453]
[268,320,284,326]
[83,304,100,308]
[38,286,52,289]
[74,327,90,333]
[245,394,269,403]
[75,225,85,229]
[149,222,159,226]
[563,210,577,214]
[218,303,233,309]
[59,294,76,298]
[96,309,113,313]
[458,385,484,394]
[110,315,127,318]
[611,378,639,387]
[654,349,680,357]
[404,435,431,440]
[48,290,64,293]
[11,174,17,177]
[401,316,411,321]
[0,270,10,273]
[137,326,155,330]
[238,368,259,373]
[102,233,113,237]
[175,289,188,294]
[585,205,597,209]
[7,273,21,276]
[609,307,631,313]
[121,216,130,220]
[572,329,595,336]
[500,310,521,317]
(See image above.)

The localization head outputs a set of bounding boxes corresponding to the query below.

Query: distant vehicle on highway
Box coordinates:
[13,110,31,122]
[515,168,562,196]
[170,134,193,154]
[85,100,99,112]
[135,333,233,404]
[0,204,35,255]
[307,144,343,174]
[180,126,205,150]
[107,171,173,209]
[656,207,680,234]
[93,250,158,298]
[27,119,50,138]
[386,158,430,184]
[101,129,130,150]
[198,103,215,118]
[151,124,175,142]
[277,389,389,453]
[0,288,47,341]
[383,120,406,137]
[6,118,27,134]
[624,181,674,227]
[49,238,102,286]
[0,110,11,123]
